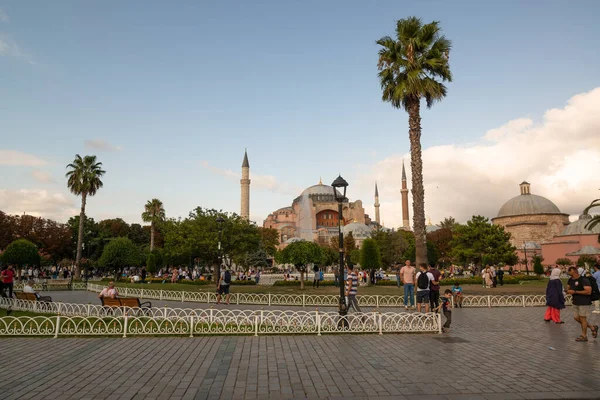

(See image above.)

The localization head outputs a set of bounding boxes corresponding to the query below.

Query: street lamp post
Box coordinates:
[523,241,529,276]
[216,216,225,286]
[331,175,348,317]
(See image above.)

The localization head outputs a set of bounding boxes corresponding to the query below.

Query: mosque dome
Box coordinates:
[496,182,563,218]
[293,181,343,205]
[342,222,373,239]
[559,213,600,236]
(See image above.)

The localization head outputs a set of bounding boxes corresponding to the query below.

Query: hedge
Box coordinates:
[274,280,337,286]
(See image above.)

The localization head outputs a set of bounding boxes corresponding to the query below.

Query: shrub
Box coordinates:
[274,280,337,286]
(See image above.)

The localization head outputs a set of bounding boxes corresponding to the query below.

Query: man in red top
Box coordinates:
[1,265,15,298]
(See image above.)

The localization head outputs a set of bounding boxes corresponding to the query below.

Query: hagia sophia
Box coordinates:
[240,150,599,266]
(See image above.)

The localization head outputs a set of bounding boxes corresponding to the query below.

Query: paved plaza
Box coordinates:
[1,302,600,400]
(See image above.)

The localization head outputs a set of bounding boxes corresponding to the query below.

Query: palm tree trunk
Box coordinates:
[150,223,155,252]
[75,193,87,279]
[407,98,428,267]
[300,270,304,290]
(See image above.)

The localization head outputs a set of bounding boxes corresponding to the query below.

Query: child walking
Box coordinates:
[436,289,453,333]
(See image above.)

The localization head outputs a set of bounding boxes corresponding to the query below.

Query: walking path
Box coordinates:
[1,307,599,400]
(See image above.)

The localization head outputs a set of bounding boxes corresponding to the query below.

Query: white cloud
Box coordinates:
[31,170,56,183]
[0,189,77,222]
[84,139,122,152]
[0,35,32,63]
[0,150,47,166]
[200,161,302,196]
[355,87,600,228]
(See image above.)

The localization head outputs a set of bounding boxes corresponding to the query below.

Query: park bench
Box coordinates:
[100,297,152,316]
[41,279,72,291]
[14,291,53,304]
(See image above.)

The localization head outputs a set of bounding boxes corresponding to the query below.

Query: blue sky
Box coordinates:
[1,0,599,226]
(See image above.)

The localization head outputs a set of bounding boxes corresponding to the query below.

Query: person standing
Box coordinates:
[312,264,320,288]
[566,266,598,342]
[496,267,505,286]
[400,260,416,310]
[544,268,565,323]
[592,263,600,313]
[415,264,435,313]
[345,264,362,313]
[1,265,15,299]
[255,270,261,284]
[216,269,231,305]
[428,264,442,312]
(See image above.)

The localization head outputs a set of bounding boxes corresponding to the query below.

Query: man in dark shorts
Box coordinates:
[566,266,598,342]
[415,263,435,313]
[216,269,231,305]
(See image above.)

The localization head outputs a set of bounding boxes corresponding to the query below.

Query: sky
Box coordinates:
[1,0,600,227]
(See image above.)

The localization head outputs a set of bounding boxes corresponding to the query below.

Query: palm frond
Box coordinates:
[583,199,600,215]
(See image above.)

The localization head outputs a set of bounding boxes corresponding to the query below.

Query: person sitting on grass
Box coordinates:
[451,282,463,308]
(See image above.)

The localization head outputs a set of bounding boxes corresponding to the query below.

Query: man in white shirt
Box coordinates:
[23,279,52,302]
[415,263,436,313]
[98,281,119,299]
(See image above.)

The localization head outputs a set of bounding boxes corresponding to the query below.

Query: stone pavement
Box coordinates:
[1,307,600,400]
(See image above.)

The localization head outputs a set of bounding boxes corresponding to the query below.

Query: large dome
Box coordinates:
[559,213,600,236]
[496,182,563,218]
[300,184,341,197]
[342,222,373,239]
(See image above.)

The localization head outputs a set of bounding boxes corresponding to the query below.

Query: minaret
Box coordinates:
[240,149,250,220]
[401,160,410,230]
[374,182,381,226]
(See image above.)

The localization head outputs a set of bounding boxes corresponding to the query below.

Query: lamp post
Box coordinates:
[523,241,529,276]
[216,216,225,286]
[331,175,348,317]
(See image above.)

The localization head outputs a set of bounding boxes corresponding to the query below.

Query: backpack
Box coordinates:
[224,270,232,284]
[417,272,430,290]
[587,276,600,301]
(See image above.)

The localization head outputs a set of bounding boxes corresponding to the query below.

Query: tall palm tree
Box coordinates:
[377,17,452,266]
[142,198,165,252]
[66,154,105,279]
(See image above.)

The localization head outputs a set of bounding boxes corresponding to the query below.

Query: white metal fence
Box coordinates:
[87,283,573,308]
[0,297,441,337]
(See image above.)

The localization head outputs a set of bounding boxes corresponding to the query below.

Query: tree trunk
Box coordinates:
[75,193,87,280]
[300,270,304,290]
[407,98,428,267]
[150,223,155,252]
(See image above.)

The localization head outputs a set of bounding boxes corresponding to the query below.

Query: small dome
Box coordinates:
[426,224,440,233]
[522,241,542,250]
[559,213,600,236]
[497,193,562,218]
[342,222,373,239]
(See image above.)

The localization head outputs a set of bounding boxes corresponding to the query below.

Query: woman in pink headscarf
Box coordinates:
[544,267,565,324]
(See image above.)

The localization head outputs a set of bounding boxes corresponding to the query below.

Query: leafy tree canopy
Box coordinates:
[1,239,40,267]
[360,238,382,270]
[450,215,518,266]
[99,237,142,274]
[371,230,408,267]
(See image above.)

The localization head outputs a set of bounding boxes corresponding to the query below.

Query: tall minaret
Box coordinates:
[374,182,381,226]
[240,149,250,220]
[401,160,410,230]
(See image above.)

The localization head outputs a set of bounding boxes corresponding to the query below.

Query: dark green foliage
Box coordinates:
[450,215,518,266]
[274,280,336,287]
[274,241,322,289]
[146,252,157,273]
[1,239,40,267]
[555,258,574,267]
[371,230,408,266]
[320,246,338,267]
[532,256,544,275]
[577,255,598,267]
[360,239,382,270]
[99,237,142,277]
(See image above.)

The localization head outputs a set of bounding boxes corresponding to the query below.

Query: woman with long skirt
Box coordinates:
[544,267,565,323]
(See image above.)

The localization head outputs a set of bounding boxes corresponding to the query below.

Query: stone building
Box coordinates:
[492,182,570,248]
[263,180,375,248]
[493,181,599,267]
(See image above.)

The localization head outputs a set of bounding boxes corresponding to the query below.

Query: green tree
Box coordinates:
[66,154,105,278]
[450,215,518,267]
[439,217,459,231]
[371,229,408,267]
[555,257,574,267]
[377,17,452,266]
[320,246,338,267]
[577,255,598,268]
[258,227,280,256]
[146,252,157,274]
[142,198,165,252]
[532,255,544,275]
[99,237,142,279]
[0,239,40,274]
[349,249,361,266]
[344,232,357,253]
[275,241,322,289]
[427,228,453,266]
[360,238,382,275]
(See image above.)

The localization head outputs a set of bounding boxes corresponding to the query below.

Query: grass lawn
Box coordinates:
[104,279,554,296]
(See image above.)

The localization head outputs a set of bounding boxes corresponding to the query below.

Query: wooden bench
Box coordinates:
[100,297,152,315]
[14,291,53,303]
[41,279,72,291]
